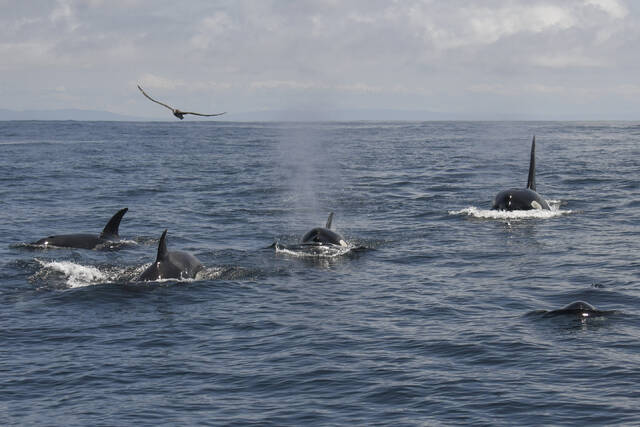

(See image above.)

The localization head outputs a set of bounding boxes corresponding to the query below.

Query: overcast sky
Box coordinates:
[2,0,639,119]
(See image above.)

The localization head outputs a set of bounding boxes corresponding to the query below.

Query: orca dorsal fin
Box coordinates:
[156,229,169,262]
[101,208,128,237]
[526,136,536,191]
[326,212,334,229]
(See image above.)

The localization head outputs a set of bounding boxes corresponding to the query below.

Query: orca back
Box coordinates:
[32,207,128,249]
[492,136,550,211]
[301,227,345,246]
[301,212,346,246]
[139,229,203,281]
[544,301,612,318]
[34,234,100,249]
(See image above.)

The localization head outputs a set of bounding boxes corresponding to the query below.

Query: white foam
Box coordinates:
[449,203,571,220]
[274,243,354,258]
[138,277,196,283]
[197,267,224,280]
[134,264,222,283]
[37,259,108,288]
[113,239,138,246]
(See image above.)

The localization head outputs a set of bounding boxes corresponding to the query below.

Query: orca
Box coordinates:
[139,229,204,281]
[492,136,550,211]
[33,208,128,249]
[301,212,348,247]
[543,301,611,318]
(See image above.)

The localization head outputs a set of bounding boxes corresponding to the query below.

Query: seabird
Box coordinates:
[137,84,226,120]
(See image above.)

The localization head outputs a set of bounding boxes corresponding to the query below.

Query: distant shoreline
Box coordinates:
[1,108,638,122]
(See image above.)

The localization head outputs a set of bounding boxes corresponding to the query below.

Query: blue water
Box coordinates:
[1,120,639,425]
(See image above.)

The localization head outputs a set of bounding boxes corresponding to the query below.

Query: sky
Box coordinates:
[1,0,640,120]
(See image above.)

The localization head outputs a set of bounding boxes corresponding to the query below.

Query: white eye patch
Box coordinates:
[531,200,542,210]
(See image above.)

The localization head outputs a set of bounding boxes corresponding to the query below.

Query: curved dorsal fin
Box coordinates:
[101,208,128,237]
[326,212,334,229]
[156,229,169,262]
[526,136,536,191]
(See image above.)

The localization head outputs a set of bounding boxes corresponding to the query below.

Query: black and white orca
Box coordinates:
[139,229,204,281]
[492,136,550,211]
[543,301,611,318]
[301,212,347,247]
[33,208,128,249]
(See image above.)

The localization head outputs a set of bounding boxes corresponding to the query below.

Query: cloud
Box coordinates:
[2,0,640,117]
[586,0,628,19]
[138,73,232,92]
[139,73,184,90]
[190,11,237,50]
[404,3,578,50]
[529,53,606,68]
[50,0,79,31]
[250,80,319,90]
[0,41,54,69]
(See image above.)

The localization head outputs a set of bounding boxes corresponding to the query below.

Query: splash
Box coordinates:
[196,266,224,280]
[274,242,355,258]
[36,259,108,288]
[32,260,243,288]
[449,200,571,220]
[33,260,147,288]
[196,266,261,281]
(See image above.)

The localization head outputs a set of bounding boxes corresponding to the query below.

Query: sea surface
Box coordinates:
[1,120,639,425]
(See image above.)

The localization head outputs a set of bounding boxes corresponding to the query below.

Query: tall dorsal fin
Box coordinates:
[526,136,536,191]
[326,212,334,229]
[156,229,169,262]
[101,208,128,237]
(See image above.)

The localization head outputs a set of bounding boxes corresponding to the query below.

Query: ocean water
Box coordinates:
[1,120,639,425]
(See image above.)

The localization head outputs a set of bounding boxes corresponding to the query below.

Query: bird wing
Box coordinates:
[181,111,226,117]
[137,84,175,111]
